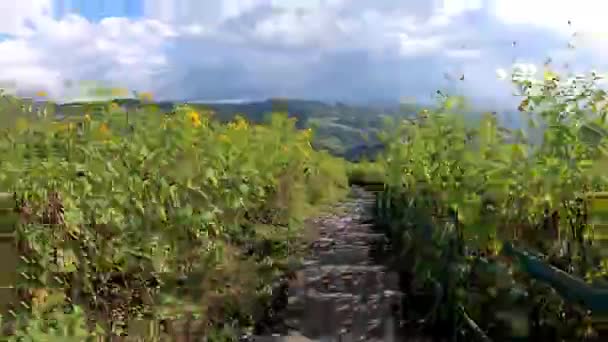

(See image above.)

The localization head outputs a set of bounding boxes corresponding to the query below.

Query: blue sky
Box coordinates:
[0,0,606,110]
[51,0,144,21]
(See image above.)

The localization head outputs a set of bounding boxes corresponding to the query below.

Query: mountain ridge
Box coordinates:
[54,97,519,160]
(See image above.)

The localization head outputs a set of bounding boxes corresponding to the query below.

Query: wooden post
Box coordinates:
[586,192,608,259]
[587,193,608,339]
[0,192,17,316]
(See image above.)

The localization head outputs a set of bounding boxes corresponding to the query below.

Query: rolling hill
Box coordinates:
[52,98,422,160]
[52,97,515,161]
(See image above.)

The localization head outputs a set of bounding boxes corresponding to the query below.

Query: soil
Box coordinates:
[248,186,433,342]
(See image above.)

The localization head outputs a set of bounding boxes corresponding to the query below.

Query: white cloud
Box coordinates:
[0,0,606,107]
[398,34,444,56]
[0,14,173,99]
[0,0,51,35]
[436,0,483,16]
[492,0,608,37]
[445,48,482,59]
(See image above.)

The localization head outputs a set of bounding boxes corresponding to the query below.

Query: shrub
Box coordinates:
[0,104,348,338]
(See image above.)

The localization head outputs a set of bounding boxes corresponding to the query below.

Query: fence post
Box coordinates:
[586,192,608,259]
[0,192,18,316]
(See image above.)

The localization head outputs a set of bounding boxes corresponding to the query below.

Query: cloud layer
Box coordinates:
[0,0,606,109]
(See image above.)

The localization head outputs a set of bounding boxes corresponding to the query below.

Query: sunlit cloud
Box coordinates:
[0,0,604,108]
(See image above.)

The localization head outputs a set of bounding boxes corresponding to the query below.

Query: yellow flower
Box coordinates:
[301,128,312,139]
[543,68,559,81]
[31,288,48,308]
[187,110,201,127]
[218,134,230,143]
[233,116,249,130]
[99,123,110,134]
[84,113,91,122]
[236,121,248,130]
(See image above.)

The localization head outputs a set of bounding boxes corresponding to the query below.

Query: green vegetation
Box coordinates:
[346,160,385,186]
[3,63,608,341]
[0,101,349,340]
[377,68,608,340]
[53,98,412,160]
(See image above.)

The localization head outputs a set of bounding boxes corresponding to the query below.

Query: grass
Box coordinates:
[346,160,386,186]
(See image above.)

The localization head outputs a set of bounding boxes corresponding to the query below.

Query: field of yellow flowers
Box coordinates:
[0,100,350,339]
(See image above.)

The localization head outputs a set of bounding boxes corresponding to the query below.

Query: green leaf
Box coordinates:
[157,205,167,221]
[205,168,218,186]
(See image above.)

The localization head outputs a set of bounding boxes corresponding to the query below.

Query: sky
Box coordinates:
[0,0,606,109]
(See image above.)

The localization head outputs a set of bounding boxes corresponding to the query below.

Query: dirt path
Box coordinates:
[247,186,409,342]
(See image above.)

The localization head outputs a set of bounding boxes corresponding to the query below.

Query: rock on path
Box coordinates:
[250,186,426,342]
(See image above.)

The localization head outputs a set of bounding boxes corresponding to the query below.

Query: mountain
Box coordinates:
[52,97,426,160]
[188,98,415,158]
[51,97,535,160]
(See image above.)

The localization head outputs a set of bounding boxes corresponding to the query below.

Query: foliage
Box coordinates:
[346,160,385,185]
[0,102,348,339]
[379,67,608,340]
[0,305,104,341]
[55,98,413,158]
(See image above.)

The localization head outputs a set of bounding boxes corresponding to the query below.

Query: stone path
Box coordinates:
[248,186,416,342]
